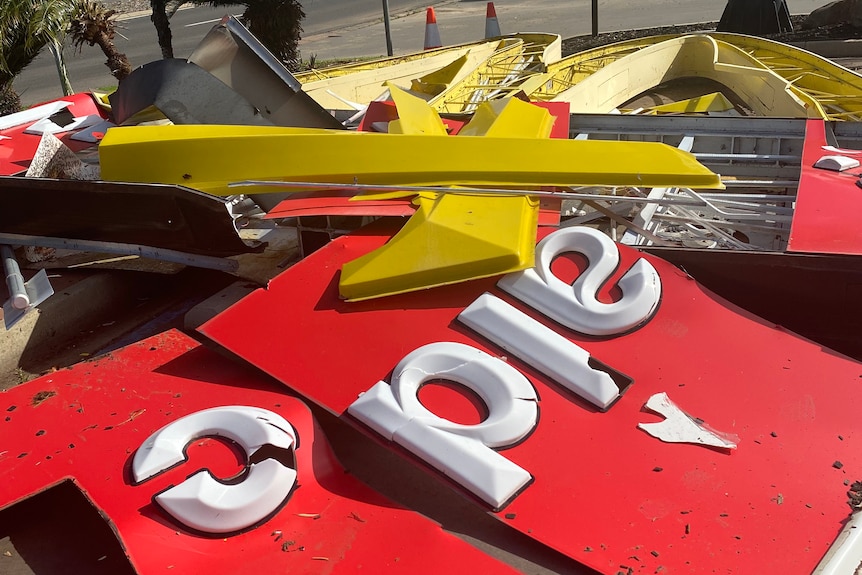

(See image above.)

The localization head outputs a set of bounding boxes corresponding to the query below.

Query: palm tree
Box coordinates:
[67,0,132,83]
[150,0,174,59]
[151,0,305,70]
[150,0,185,59]
[236,0,305,70]
[0,0,77,108]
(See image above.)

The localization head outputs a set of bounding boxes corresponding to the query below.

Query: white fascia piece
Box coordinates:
[638,393,737,450]
[156,458,296,534]
[348,341,537,509]
[0,100,71,131]
[132,406,297,534]
[498,226,662,337]
[458,292,629,410]
[813,511,862,575]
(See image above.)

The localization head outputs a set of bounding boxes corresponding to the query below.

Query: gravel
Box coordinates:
[104,0,151,16]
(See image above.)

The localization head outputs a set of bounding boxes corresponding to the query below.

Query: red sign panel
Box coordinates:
[0,93,107,175]
[789,119,862,255]
[0,329,518,574]
[202,221,862,574]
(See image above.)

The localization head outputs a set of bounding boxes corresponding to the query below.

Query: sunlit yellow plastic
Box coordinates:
[458,97,554,138]
[429,39,525,114]
[643,92,735,114]
[529,32,862,121]
[386,85,448,136]
[296,42,504,110]
[92,91,113,111]
[543,35,813,117]
[339,193,539,301]
[387,88,552,138]
[98,125,723,196]
[409,54,471,97]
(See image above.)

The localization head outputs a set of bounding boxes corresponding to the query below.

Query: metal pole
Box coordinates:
[0,234,239,274]
[382,0,394,56]
[592,0,598,37]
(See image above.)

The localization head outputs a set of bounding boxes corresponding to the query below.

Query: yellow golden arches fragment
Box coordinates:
[98,95,721,301]
[339,192,540,301]
[99,127,722,195]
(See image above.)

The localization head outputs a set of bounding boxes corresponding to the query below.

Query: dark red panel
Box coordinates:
[0,93,107,175]
[265,189,417,218]
[788,118,862,254]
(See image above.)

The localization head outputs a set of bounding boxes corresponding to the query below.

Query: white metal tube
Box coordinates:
[1,245,29,310]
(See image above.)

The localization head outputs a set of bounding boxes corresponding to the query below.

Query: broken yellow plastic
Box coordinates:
[386,86,553,138]
[458,97,555,138]
[98,125,723,196]
[545,35,813,117]
[409,53,472,97]
[386,84,448,136]
[642,92,735,115]
[339,193,539,301]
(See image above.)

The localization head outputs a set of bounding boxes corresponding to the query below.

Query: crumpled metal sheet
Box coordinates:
[108,58,273,127]
[188,15,344,130]
[0,176,257,257]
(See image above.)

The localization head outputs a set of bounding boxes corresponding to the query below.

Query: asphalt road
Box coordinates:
[13,0,830,107]
[12,0,431,106]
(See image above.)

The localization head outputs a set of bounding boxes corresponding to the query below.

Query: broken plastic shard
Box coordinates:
[638,392,738,450]
[814,155,860,172]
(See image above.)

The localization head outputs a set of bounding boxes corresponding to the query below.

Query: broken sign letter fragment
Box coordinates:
[638,392,738,450]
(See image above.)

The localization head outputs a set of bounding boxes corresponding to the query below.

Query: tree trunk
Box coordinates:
[48,40,75,96]
[151,0,174,59]
[0,84,22,115]
[95,33,132,82]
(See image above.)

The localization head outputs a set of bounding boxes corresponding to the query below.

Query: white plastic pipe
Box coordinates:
[1,245,29,310]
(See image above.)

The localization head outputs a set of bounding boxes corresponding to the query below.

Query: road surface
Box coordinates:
[13,0,829,107]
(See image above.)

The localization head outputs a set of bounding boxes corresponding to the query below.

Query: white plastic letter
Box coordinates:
[348,342,537,509]
[458,292,630,410]
[132,406,297,534]
[497,226,661,336]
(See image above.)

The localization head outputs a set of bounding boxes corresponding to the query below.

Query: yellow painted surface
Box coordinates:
[710,32,862,121]
[428,34,562,114]
[530,32,862,120]
[547,35,813,117]
[298,42,504,110]
[339,193,538,301]
[410,54,472,97]
[98,124,723,196]
[386,85,448,135]
[458,97,555,138]
[642,92,735,114]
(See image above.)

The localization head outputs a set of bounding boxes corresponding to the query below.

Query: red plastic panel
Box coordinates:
[265,189,417,219]
[357,100,467,134]
[265,190,561,225]
[201,221,862,574]
[788,119,862,255]
[0,330,517,575]
[0,93,107,175]
[530,101,570,140]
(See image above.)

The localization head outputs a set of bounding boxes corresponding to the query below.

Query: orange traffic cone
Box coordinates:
[424,7,442,50]
[484,2,501,38]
